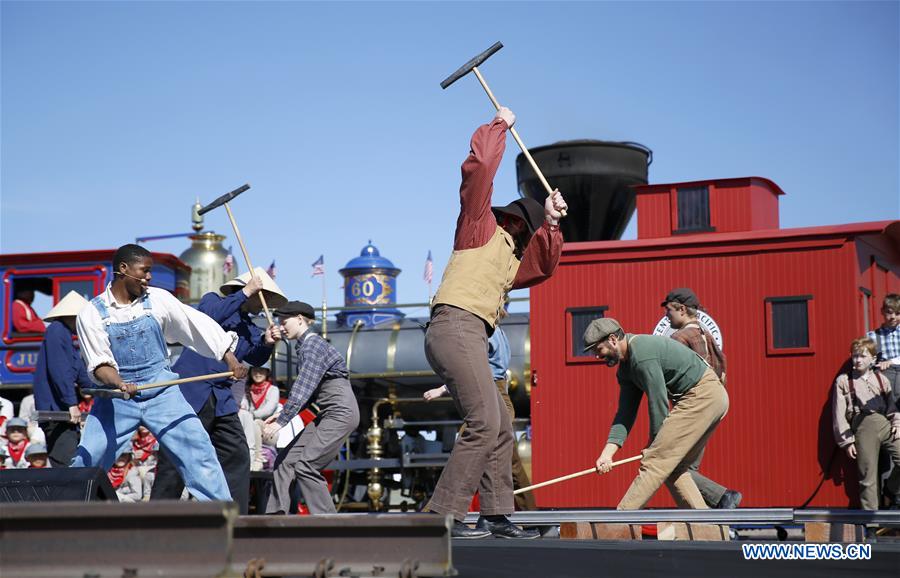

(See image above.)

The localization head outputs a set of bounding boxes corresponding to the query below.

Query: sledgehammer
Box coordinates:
[81,371,235,401]
[198,184,275,326]
[441,42,566,217]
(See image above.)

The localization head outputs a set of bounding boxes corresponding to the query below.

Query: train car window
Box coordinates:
[4,268,105,345]
[765,295,814,355]
[566,306,609,362]
[57,279,96,301]
[5,276,53,340]
[675,186,714,233]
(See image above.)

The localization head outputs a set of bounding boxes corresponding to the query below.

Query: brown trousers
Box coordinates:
[852,412,900,510]
[457,379,537,511]
[424,305,514,521]
[497,379,538,511]
[618,368,729,510]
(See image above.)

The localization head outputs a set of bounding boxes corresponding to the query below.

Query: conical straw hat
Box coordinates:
[220,267,288,309]
[43,291,90,321]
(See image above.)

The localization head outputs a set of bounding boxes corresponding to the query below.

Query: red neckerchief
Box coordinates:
[0,416,6,428]
[250,380,272,409]
[7,440,27,464]
[132,431,156,461]
[107,462,132,488]
[78,399,94,414]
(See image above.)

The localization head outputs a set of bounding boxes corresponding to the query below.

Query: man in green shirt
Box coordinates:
[585,318,729,510]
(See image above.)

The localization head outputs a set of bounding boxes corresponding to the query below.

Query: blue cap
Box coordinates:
[6,417,28,429]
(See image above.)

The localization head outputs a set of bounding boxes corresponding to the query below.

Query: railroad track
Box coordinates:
[2,502,898,577]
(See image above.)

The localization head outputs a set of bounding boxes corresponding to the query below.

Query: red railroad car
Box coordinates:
[529,176,900,508]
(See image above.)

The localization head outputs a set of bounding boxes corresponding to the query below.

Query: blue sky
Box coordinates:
[2,1,898,314]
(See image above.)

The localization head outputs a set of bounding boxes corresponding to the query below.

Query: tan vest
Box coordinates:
[433,226,520,328]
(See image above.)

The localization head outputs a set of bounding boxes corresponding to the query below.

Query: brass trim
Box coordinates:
[385,322,401,372]
[346,319,364,372]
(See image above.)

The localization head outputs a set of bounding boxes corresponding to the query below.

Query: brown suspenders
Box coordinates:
[847,371,891,415]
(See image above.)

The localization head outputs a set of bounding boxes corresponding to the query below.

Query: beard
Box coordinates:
[604,351,621,367]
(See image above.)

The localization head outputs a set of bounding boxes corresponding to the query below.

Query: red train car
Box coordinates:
[0,250,190,391]
[529,176,900,508]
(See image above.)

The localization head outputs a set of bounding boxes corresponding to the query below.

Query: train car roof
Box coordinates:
[0,249,191,272]
[562,219,900,260]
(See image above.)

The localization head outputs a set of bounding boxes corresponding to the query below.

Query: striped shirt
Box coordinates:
[867,324,900,365]
[277,332,348,427]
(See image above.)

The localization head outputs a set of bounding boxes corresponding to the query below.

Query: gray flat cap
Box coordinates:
[582,318,623,352]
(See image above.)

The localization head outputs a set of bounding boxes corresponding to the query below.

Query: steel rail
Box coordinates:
[793,508,900,525]
[0,501,237,578]
[463,508,900,526]
[464,508,795,525]
[232,513,454,577]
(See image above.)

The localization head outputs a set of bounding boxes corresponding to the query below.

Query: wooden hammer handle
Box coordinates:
[135,371,235,392]
[224,203,275,326]
[513,454,642,495]
[471,66,566,218]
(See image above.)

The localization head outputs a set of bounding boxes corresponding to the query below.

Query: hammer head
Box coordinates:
[440,42,503,89]
[81,388,130,400]
[197,183,251,216]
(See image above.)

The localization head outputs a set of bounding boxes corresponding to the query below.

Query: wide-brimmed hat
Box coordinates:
[220,267,288,310]
[44,291,90,322]
[491,198,545,237]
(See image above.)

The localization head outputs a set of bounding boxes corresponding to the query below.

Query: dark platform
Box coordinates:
[453,539,900,578]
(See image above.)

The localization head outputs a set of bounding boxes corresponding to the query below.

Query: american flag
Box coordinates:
[311,255,325,278]
[223,247,235,275]
[266,260,277,280]
[423,250,433,284]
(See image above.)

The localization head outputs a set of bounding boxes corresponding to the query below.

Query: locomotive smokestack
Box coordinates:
[516,140,651,242]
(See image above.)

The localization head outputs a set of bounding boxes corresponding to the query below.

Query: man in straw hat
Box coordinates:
[151,267,286,514]
[425,108,567,539]
[73,244,247,502]
[585,317,729,510]
[32,290,93,467]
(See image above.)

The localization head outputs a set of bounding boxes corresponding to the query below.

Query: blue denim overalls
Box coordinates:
[71,293,231,501]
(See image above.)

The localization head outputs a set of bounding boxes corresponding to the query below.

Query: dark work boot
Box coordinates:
[476,515,540,539]
[716,489,743,509]
[451,520,491,539]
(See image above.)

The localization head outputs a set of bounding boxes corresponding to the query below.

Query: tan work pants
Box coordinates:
[618,368,729,510]
[853,412,900,510]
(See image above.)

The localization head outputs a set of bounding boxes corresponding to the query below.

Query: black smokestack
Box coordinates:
[516,140,651,242]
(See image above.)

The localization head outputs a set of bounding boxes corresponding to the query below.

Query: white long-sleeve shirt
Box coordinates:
[248,386,280,421]
[76,285,237,383]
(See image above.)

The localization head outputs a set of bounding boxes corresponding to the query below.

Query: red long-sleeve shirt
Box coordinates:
[12,300,46,333]
[453,119,563,289]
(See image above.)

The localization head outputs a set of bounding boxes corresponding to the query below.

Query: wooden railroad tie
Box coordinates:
[560,522,731,541]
